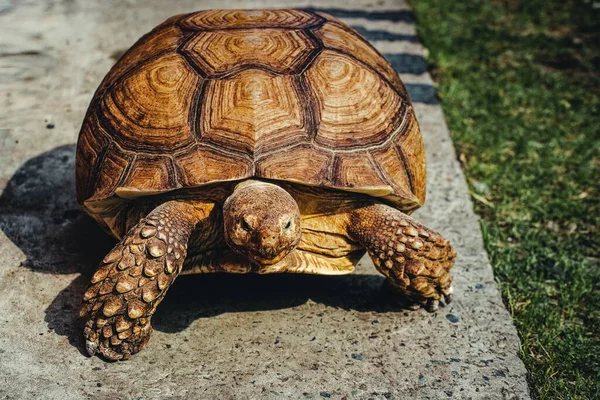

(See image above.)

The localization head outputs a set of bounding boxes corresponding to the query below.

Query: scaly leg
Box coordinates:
[348,204,456,311]
[80,200,209,360]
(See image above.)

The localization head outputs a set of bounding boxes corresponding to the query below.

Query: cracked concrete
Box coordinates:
[0,1,530,398]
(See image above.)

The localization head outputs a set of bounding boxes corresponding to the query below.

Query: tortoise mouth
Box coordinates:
[246,248,290,266]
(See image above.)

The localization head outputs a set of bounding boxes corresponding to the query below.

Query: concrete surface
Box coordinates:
[0,1,530,398]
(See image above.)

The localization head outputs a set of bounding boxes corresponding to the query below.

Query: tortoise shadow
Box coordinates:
[0,145,411,353]
[152,272,409,333]
[0,145,114,355]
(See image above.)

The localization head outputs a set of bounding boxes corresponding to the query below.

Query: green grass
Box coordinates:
[410,1,600,398]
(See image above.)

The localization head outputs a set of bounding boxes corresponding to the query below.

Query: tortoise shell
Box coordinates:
[76,9,426,235]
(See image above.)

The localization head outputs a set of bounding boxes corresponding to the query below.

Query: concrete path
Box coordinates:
[0,1,530,398]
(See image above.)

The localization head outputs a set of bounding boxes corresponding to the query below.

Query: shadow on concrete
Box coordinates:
[0,146,410,355]
[0,145,113,355]
[152,273,407,333]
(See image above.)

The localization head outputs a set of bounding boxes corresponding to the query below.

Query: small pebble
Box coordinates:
[351,353,364,361]
[446,313,460,323]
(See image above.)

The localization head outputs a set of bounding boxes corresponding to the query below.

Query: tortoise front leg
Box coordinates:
[80,200,210,360]
[347,204,456,311]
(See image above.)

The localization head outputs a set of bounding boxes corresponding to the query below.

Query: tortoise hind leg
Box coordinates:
[80,200,209,360]
[347,204,456,311]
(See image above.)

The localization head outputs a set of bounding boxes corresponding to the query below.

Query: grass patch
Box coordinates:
[410,1,600,398]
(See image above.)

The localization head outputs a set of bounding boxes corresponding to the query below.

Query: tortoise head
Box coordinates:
[223,180,301,265]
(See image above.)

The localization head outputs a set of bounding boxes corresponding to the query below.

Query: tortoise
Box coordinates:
[77,8,456,361]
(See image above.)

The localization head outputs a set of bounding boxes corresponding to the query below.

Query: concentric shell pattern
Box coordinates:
[77,9,426,233]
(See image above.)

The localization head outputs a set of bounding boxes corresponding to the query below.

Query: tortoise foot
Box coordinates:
[350,204,456,312]
[84,315,153,361]
[80,201,205,360]
[382,278,453,312]
[386,277,454,313]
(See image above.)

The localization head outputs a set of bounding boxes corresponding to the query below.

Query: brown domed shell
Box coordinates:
[76,9,426,235]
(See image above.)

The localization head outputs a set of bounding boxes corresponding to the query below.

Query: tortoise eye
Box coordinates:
[241,219,251,231]
[284,220,292,230]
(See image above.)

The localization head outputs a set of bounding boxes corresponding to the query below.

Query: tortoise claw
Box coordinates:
[85,340,98,357]
[425,299,439,312]
[98,345,126,361]
[442,284,454,305]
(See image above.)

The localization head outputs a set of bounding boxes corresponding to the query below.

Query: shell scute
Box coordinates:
[76,115,111,204]
[201,70,309,155]
[256,143,333,184]
[331,153,390,193]
[313,22,408,97]
[179,9,323,30]
[396,117,426,204]
[305,50,405,149]
[174,145,253,187]
[99,53,201,152]
[116,156,179,199]
[180,29,320,78]
[370,141,420,207]
[88,144,132,203]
